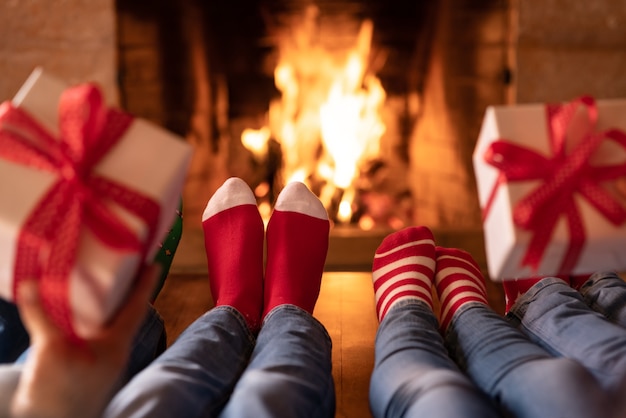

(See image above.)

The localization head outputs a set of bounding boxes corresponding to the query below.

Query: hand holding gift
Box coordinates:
[10,265,160,418]
[0,68,192,340]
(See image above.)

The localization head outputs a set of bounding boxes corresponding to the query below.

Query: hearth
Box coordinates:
[115,0,511,272]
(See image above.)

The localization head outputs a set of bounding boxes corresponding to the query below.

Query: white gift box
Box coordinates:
[0,68,192,337]
[473,98,626,281]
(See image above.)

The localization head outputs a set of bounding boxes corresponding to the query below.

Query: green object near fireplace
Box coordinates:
[151,198,183,302]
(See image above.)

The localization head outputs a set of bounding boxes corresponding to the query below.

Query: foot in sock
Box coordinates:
[434,247,489,331]
[372,226,436,322]
[263,182,330,318]
[202,178,264,332]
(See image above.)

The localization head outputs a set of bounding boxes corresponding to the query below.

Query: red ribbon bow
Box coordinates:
[0,83,160,341]
[483,96,626,274]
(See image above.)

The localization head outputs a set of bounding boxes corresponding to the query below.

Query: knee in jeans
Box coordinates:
[232,369,334,413]
[236,370,288,398]
[417,368,476,390]
[541,358,608,404]
[388,369,480,412]
[545,359,596,388]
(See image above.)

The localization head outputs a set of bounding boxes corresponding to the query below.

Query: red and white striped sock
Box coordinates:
[435,247,489,331]
[263,182,330,318]
[202,178,264,332]
[372,226,436,322]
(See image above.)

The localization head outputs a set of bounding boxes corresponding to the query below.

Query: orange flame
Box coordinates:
[243,6,386,223]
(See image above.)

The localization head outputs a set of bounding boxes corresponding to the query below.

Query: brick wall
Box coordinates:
[408,0,511,229]
[514,0,626,102]
[0,0,117,104]
[407,0,626,231]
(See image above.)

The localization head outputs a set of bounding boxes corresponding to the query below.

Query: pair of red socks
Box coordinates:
[202,178,329,332]
[372,226,488,330]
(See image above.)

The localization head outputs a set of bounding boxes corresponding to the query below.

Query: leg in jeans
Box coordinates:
[220,306,335,418]
[578,271,626,327]
[369,227,499,418]
[121,304,167,384]
[507,277,626,391]
[106,177,266,417]
[370,301,499,418]
[104,306,255,417]
[435,248,610,418]
[448,303,609,418]
[221,181,334,417]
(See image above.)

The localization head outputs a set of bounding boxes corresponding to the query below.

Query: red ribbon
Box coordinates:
[483,96,626,274]
[0,83,160,341]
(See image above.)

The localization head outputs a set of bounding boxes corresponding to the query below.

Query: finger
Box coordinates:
[105,264,161,340]
[15,280,61,342]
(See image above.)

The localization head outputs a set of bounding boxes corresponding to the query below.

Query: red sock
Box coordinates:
[435,247,489,331]
[501,277,542,313]
[372,226,436,322]
[202,178,264,332]
[263,182,330,317]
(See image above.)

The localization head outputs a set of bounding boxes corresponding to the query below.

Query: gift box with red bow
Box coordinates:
[473,96,626,281]
[0,68,192,339]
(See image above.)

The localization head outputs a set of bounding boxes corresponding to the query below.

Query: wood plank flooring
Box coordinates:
[154,271,505,418]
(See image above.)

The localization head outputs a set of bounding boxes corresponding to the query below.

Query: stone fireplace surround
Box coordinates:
[1,0,625,275]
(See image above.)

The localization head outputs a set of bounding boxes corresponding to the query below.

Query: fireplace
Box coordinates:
[114,0,514,271]
[3,0,622,274]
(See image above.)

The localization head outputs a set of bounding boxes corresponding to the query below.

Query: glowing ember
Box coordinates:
[241,127,271,161]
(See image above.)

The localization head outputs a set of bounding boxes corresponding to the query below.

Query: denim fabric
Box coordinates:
[220,305,335,418]
[507,276,626,393]
[123,305,167,384]
[0,299,29,364]
[579,271,626,328]
[369,300,499,418]
[105,304,334,418]
[449,302,609,418]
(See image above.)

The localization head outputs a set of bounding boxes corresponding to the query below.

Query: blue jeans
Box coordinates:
[507,275,626,393]
[104,304,335,418]
[579,271,626,327]
[371,299,609,418]
[370,300,500,418]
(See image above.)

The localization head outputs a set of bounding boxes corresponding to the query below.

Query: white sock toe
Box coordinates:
[202,177,257,221]
[274,182,328,220]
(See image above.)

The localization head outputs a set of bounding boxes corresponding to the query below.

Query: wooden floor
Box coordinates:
[154,271,505,418]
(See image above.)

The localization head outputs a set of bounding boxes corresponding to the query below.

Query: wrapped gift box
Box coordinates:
[473,98,626,281]
[0,68,192,337]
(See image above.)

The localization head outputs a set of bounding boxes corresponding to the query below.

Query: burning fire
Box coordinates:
[241,6,387,226]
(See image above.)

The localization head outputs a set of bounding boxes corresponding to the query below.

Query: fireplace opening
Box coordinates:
[241,4,428,229]
[115,0,511,271]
